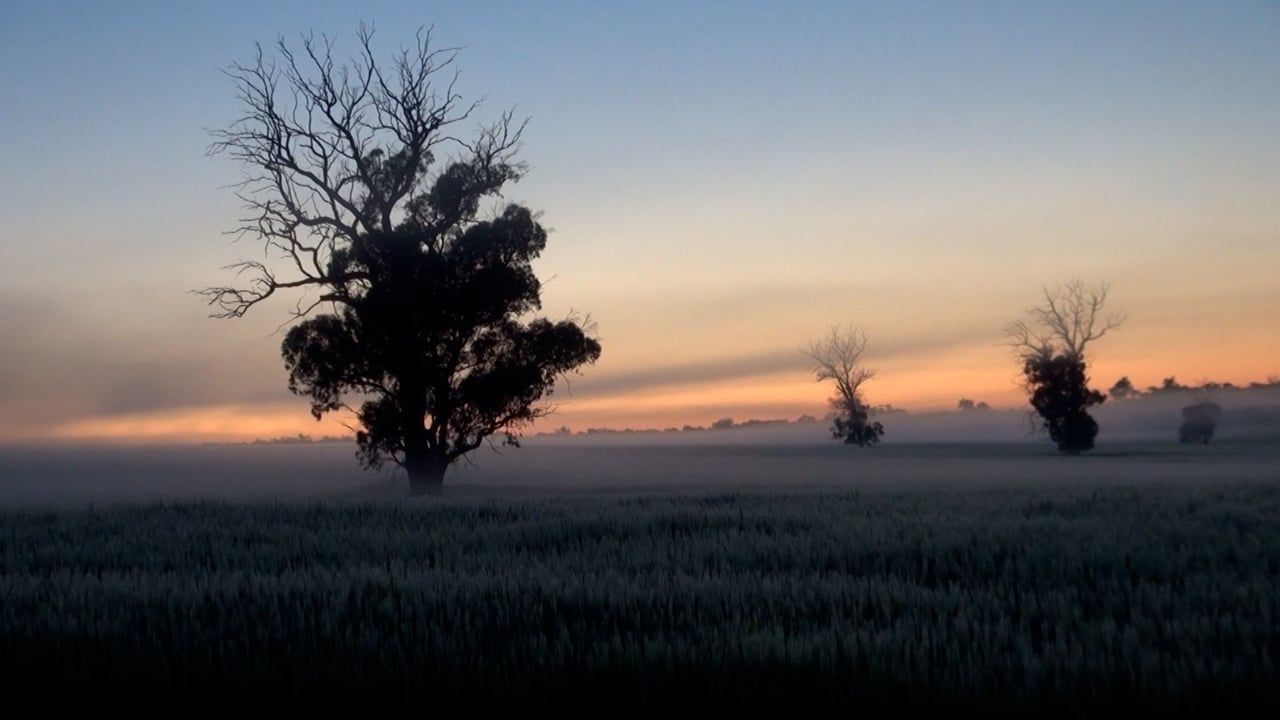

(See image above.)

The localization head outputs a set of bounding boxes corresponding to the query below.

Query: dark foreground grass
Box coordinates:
[1,484,1278,711]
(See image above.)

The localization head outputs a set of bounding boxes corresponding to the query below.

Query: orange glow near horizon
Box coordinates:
[33,344,1280,444]
[12,278,1280,445]
[48,404,358,444]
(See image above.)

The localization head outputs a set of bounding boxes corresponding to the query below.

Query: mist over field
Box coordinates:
[3,367,1277,711]
[548,385,1280,445]
[3,386,1277,508]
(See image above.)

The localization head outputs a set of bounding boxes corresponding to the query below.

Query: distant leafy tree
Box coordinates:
[1108,376,1138,400]
[711,417,735,430]
[1006,280,1123,453]
[201,28,601,494]
[957,398,975,411]
[806,325,885,446]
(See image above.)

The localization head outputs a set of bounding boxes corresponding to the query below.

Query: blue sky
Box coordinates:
[1,1,1278,439]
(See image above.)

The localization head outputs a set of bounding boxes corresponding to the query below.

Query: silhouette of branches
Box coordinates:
[806,325,884,446]
[806,325,875,408]
[1005,280,1121,453]
[1005,279,1125,362]
[199,24,521,319]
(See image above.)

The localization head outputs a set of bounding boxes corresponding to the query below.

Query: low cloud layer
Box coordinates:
[0,293,291,436]
[0,281,998,439]
[3,277,1276,441]
[567,328,992,399]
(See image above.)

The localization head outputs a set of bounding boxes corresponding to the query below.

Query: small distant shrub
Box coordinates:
[1109,376,1139,400]
[1179,402,1222,444]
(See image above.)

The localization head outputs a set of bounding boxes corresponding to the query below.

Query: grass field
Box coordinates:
[2,482,1278,710]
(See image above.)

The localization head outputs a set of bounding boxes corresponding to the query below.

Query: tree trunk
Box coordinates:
[405,449,449,497]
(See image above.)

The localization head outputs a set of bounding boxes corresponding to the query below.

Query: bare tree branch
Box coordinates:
[200,25,510,320]
[806,325,876,415]
[1005,279,1124,361]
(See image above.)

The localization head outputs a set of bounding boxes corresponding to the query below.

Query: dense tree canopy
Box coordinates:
[1021,352,1106,452]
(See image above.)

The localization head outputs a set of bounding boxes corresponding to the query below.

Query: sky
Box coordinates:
[1,0,1278,442]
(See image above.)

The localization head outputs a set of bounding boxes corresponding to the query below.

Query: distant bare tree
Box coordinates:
[1005,280,1124,453]
[806,325,884,446]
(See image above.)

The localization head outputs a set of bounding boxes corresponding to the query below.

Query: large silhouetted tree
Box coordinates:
[1005,280,1123,453]
[806,325,885,446]
[201,27,601,494]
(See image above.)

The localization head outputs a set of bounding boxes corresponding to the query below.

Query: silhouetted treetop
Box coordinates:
[1109,376,1138,400]
[202,26,529,320]
[1005,280,1124,362]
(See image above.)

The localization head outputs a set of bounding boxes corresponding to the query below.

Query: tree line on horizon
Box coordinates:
[1108,374,1280,400]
